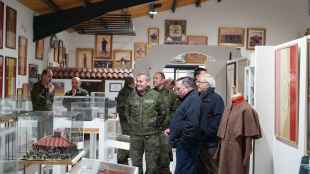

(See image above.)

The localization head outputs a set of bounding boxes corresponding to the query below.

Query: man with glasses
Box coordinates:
[196,73,224,174]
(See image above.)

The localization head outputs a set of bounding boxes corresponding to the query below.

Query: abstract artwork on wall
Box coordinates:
[275,44,299,147]
[5,6,17,49]
[5,57,16,97]
[18,36,28,75]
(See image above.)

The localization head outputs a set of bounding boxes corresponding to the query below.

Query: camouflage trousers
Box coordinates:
[130,134,160,174]
[117,149,129,165]
[158,134,172,174]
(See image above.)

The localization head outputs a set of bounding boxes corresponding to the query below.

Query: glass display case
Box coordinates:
[70,158,138,174]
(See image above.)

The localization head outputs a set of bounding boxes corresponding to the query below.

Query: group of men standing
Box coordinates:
[116,68,225,174]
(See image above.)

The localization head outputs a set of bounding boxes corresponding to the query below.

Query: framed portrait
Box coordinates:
[246,28,266,50]
[76,48,93,68]
[165,20,187,44]
[18,36,28,76]
[134,42,147,59]
[93,59,112,68]
[5,6,17,49]
[187,35,208,45]
[275,44,299,147]
[5,57,16,97]
[218,27,245,47]
[109,83,123,92]
[226,61,237,102]
[147,27,159,47]
[95,35,112,59]
[113,50,132,69]
[35,39,44,60]
[0,2,4,49]
[29,64,38,79]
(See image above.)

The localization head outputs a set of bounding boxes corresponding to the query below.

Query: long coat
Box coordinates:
[216,99,262,174]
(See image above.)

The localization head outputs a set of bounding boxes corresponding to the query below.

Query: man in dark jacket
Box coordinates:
[196,73,224,174]
[126,73,167,174]
[116,76,135,164]
[165,77,201,174]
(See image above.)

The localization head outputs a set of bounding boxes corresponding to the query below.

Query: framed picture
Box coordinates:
[22,83,30,98]
[226,61,237,102]
[246,28,266,50]
[0,2,4,49]
[147,28,159,47]
[5,57,16,97]
[76,48,93,68]
[5,6,17,49]
[0,55,3,97]
[109,83,123,92]
[18,36,28,76]
[184,53,208,64]
[93,59,112,68]
[53,82,65,96]
[218,27,245,47]
[113,50,132,69]
[134,42,147,59]
[275,44,299,147]
[165,20,187,44]
[308,40,310,154]
[29,64,38,79]
[95,35,112,59]
[187,35,208,45]
[35,39,44,60]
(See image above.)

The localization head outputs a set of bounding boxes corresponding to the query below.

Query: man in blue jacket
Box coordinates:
[196,73,225,174]
[165,77,201,174]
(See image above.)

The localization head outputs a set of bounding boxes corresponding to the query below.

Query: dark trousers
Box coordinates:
[159,134,172,174]
[175,144,200,174]
[198,146,218,174]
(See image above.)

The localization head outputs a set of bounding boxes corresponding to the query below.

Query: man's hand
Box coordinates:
[48,83,55,94]
[72,89,77,96]
[164,128,170,136]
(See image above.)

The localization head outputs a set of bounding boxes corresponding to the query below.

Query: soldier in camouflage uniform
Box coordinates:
[153,72,179,174]
[116,76,135,164]
[126,73,167,174]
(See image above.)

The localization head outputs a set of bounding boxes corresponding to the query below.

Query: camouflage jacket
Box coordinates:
[63,88,89,111]
[126,87,168,136]
[116,86,134,134]
[31,81,54,111]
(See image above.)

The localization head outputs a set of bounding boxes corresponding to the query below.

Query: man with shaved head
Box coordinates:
[126,73,168,174]
[63,77,89,111]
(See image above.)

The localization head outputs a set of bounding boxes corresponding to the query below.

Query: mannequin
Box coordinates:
[216,86,261,174]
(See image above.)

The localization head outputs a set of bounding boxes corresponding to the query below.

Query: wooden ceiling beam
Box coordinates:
[40,0,59,12]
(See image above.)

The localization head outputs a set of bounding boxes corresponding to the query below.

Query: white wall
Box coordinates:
[56,0,309,68]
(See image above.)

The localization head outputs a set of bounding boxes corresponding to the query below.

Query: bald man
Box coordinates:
[63,77,89,111]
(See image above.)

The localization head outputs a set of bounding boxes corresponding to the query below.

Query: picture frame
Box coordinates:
[187,35,208,45]
[0,55,3,98]
[275,44,299,147]
[113,50,132,69]
[5,57,16,97]
[308,40,310,154]
[165,20,187,44]
[246,28,266,50]
[134,42,147,59]
[22,83,30,98]
[147,27,159,47]
[93,59,112,68]
[226,61,237,102]
[18,36,28,76]
[5,6,17,49]
[95,35,112,59]
[53,82,65,96]
[76,48,93,68]
[184,53,208,64]
[109,83,123,92]
[218,27,245,47]
[35,39,44,60]
[29,64,38,79]
[0,2,4,49]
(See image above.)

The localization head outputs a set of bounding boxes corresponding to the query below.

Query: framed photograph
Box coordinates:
[147,27,159,47]
[275,44,299,147]
[76,48,93,68]
[0,2,4,49]
[95,35,112,59]
[134,42,147,59]
[93,59,112,68]
[113,50,132,69]
[246,28,266,50]
[5,6,17,49]
[5,57,16,97]
[35,39,44,60]
[18,36,28,76]
[165,20,187,44]
[187,35,208,45]
[226,61,237,102]
[218,27,245,47]
[29,64,38,79]
[109,83,123,92]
